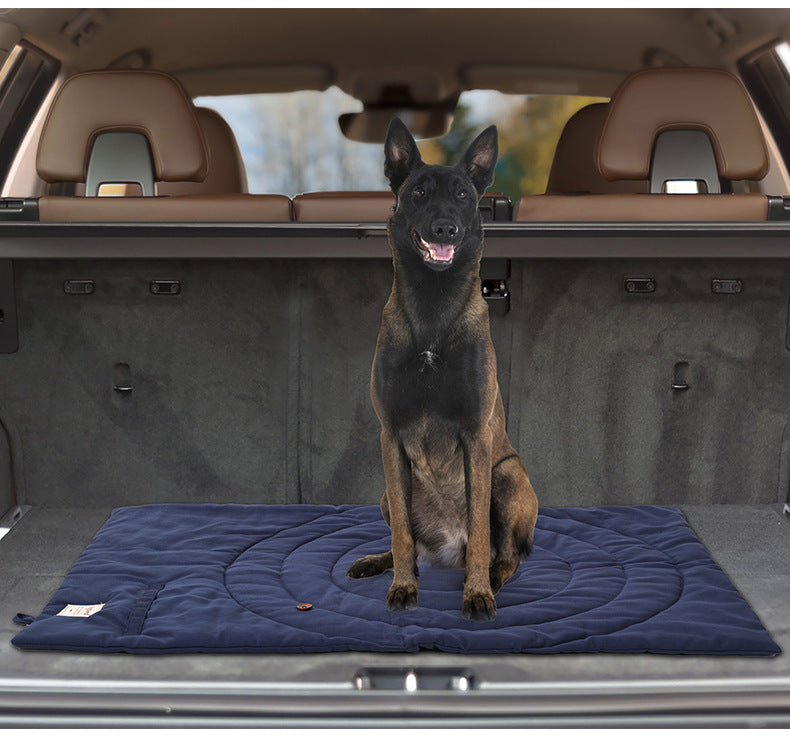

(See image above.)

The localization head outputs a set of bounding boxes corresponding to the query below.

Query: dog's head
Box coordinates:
[385,117,498,271]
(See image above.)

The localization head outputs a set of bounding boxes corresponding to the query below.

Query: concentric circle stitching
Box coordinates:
[222,507,684,643]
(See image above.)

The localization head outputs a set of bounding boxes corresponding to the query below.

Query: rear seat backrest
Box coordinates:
[162,107,249,196]
[516,67,771,221]
[35,69,290,221]
[292,191,394,221]
[546,103,647,195]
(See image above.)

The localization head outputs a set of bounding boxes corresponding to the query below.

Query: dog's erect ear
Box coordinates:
[384,117,422,194]
[459,125,499,196]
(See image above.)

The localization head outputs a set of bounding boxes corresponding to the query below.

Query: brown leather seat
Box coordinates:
[516,68,770,221]
[292,191,394,221]
[37,194,293,222]
[545,103,647,195]
[36,70,290,221]
[515,192,768,222]
[161,107,248,196]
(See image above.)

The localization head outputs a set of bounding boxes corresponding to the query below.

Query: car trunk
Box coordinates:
[0,221,788,726]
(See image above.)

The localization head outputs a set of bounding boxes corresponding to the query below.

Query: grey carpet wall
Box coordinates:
[0,257,788,511]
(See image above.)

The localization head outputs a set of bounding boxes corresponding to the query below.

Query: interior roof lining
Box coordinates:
[4,8,781,98]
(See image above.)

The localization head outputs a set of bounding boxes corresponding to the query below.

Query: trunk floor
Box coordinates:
[1,503,788,686]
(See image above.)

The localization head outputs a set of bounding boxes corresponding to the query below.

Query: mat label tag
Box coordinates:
[56,603,105,618]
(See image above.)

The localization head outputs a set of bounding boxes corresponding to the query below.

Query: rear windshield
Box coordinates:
[195,88,607,200]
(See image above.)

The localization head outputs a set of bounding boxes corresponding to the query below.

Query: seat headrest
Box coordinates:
[546,103,647,194]
[596,68,769,182]
[162,107,248,195]
[37,70,208,184]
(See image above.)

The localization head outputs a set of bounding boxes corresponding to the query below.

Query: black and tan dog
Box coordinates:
[347,118,539,621]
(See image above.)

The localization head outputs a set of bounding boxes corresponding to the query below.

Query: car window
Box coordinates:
[195,88,608,199]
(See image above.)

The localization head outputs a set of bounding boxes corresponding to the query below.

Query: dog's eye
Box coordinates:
[457,189,468,200]
[413,187,425,199]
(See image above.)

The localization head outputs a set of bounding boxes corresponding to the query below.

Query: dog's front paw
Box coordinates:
[386,581,418,611]
[462,589,497,621]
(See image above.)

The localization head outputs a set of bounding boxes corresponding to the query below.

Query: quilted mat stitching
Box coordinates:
[10,504,781,655]
[534,517,685,639]
[213,506,744,647]
[224,508,408,644]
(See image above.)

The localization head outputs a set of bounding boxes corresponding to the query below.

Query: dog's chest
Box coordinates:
[376,341,483,426]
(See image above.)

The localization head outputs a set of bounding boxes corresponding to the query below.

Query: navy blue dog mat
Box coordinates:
[12,504,780,655]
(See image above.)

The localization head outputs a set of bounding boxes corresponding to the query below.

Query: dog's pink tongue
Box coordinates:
[428,243,454,261]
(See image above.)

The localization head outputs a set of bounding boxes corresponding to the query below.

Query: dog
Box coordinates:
[346,118,539,621]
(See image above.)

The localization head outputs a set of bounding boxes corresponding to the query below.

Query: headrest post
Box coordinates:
[649,130,721,194]
[85,132,156,197]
